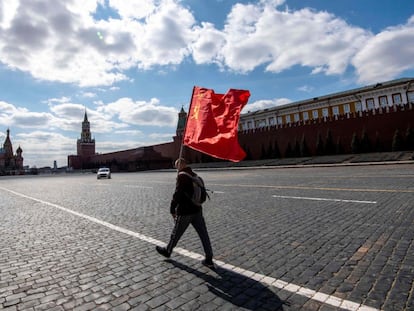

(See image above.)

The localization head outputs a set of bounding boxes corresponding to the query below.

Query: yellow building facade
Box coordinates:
[240,78,414,130]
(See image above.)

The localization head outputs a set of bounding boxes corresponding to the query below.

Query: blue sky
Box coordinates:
[0,0,413,168]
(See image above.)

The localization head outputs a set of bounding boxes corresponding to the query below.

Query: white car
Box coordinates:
[97,167,111,179]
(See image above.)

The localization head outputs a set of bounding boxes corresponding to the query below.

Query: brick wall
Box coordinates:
[238,104,414,159]
[68,103,414,169]
[177,103,414,162]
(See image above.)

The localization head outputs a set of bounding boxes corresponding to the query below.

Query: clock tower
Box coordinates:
[77,110,95,157]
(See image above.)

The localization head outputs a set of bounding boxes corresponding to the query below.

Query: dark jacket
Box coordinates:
[170,166,202,215]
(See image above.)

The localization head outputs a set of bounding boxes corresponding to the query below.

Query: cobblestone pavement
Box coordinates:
[0,164,413,310]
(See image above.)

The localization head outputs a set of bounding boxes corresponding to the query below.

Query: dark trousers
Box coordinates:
[166,210,213,260]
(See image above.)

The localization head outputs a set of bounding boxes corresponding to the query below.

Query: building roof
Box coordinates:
[242,77,414,117]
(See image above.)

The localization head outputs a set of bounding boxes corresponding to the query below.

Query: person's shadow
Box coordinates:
[168,260,288,310]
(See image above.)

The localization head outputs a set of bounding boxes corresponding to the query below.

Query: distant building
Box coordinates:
[176,106,187,136]
[0,129,24,175]
[77,110,96,158]
[68,110,172,171]
[233,77,414,159]
[67,111,96,169]
[68,78,414,170]
[239,78,414,130]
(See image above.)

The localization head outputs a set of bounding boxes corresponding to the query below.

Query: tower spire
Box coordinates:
[176,106,187,136]
[77,110,95,157]
[3,128,13,158]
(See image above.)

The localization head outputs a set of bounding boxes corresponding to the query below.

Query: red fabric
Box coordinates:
[183,86,250,162]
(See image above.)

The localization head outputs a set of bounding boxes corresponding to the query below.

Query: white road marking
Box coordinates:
[0,186,379,311]
[211,191,225,194]
[273,195,377,204]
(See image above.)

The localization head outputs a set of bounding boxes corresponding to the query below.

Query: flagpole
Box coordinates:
[179,86,196,160]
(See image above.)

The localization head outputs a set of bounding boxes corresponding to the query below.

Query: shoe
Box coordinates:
[202,259,215,269]
[156,246,171,258]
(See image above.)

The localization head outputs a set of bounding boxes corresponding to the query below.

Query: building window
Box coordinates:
[285,115,291,123]
[355,102,362,112]
[255,119,266,128]
[269,117,275,125]
[343,104,350,113]
[312,110,319,119]
[366,98,374,110]
[408,91,414,103]
[277,116,282,125]
[247,121,253,129]
[392,93,402,104]
[294,113,300,122]
[332,106,339,115]
[379,96,388,107]
[322,108,329,117]
[303,111,309,120]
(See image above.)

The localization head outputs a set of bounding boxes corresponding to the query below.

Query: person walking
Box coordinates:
[156,158,214,268]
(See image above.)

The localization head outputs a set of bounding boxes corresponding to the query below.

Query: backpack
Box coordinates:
[178,171,208,206]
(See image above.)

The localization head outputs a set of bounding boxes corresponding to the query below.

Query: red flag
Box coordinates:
[183,86,250,162]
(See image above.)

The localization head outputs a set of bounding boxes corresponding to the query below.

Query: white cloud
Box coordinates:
[133,0,195,69]
[0,99,127,135]
[12,112,55,128]
[44,97,72,105]
[49,102,129,133]
[98,97,178,127]
[0,0,20,28]
[0,101,18,116]
[191,22,226,65]
[0,0,412,90]
[297,85,314,93]
[114,129,143,136]
[14,131,75,168]
[353,18,414,84]
[210,3,371,75]
[49,103,84,119]
[0,101,55,128]
[0,1,130,86]
[242,98,291,113]
[108,0,156,20]
[81,92,97,98]
[0,0,198,86]
[1,94,177,139]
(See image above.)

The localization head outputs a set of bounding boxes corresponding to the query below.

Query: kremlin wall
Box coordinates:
[68,78,414,171]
